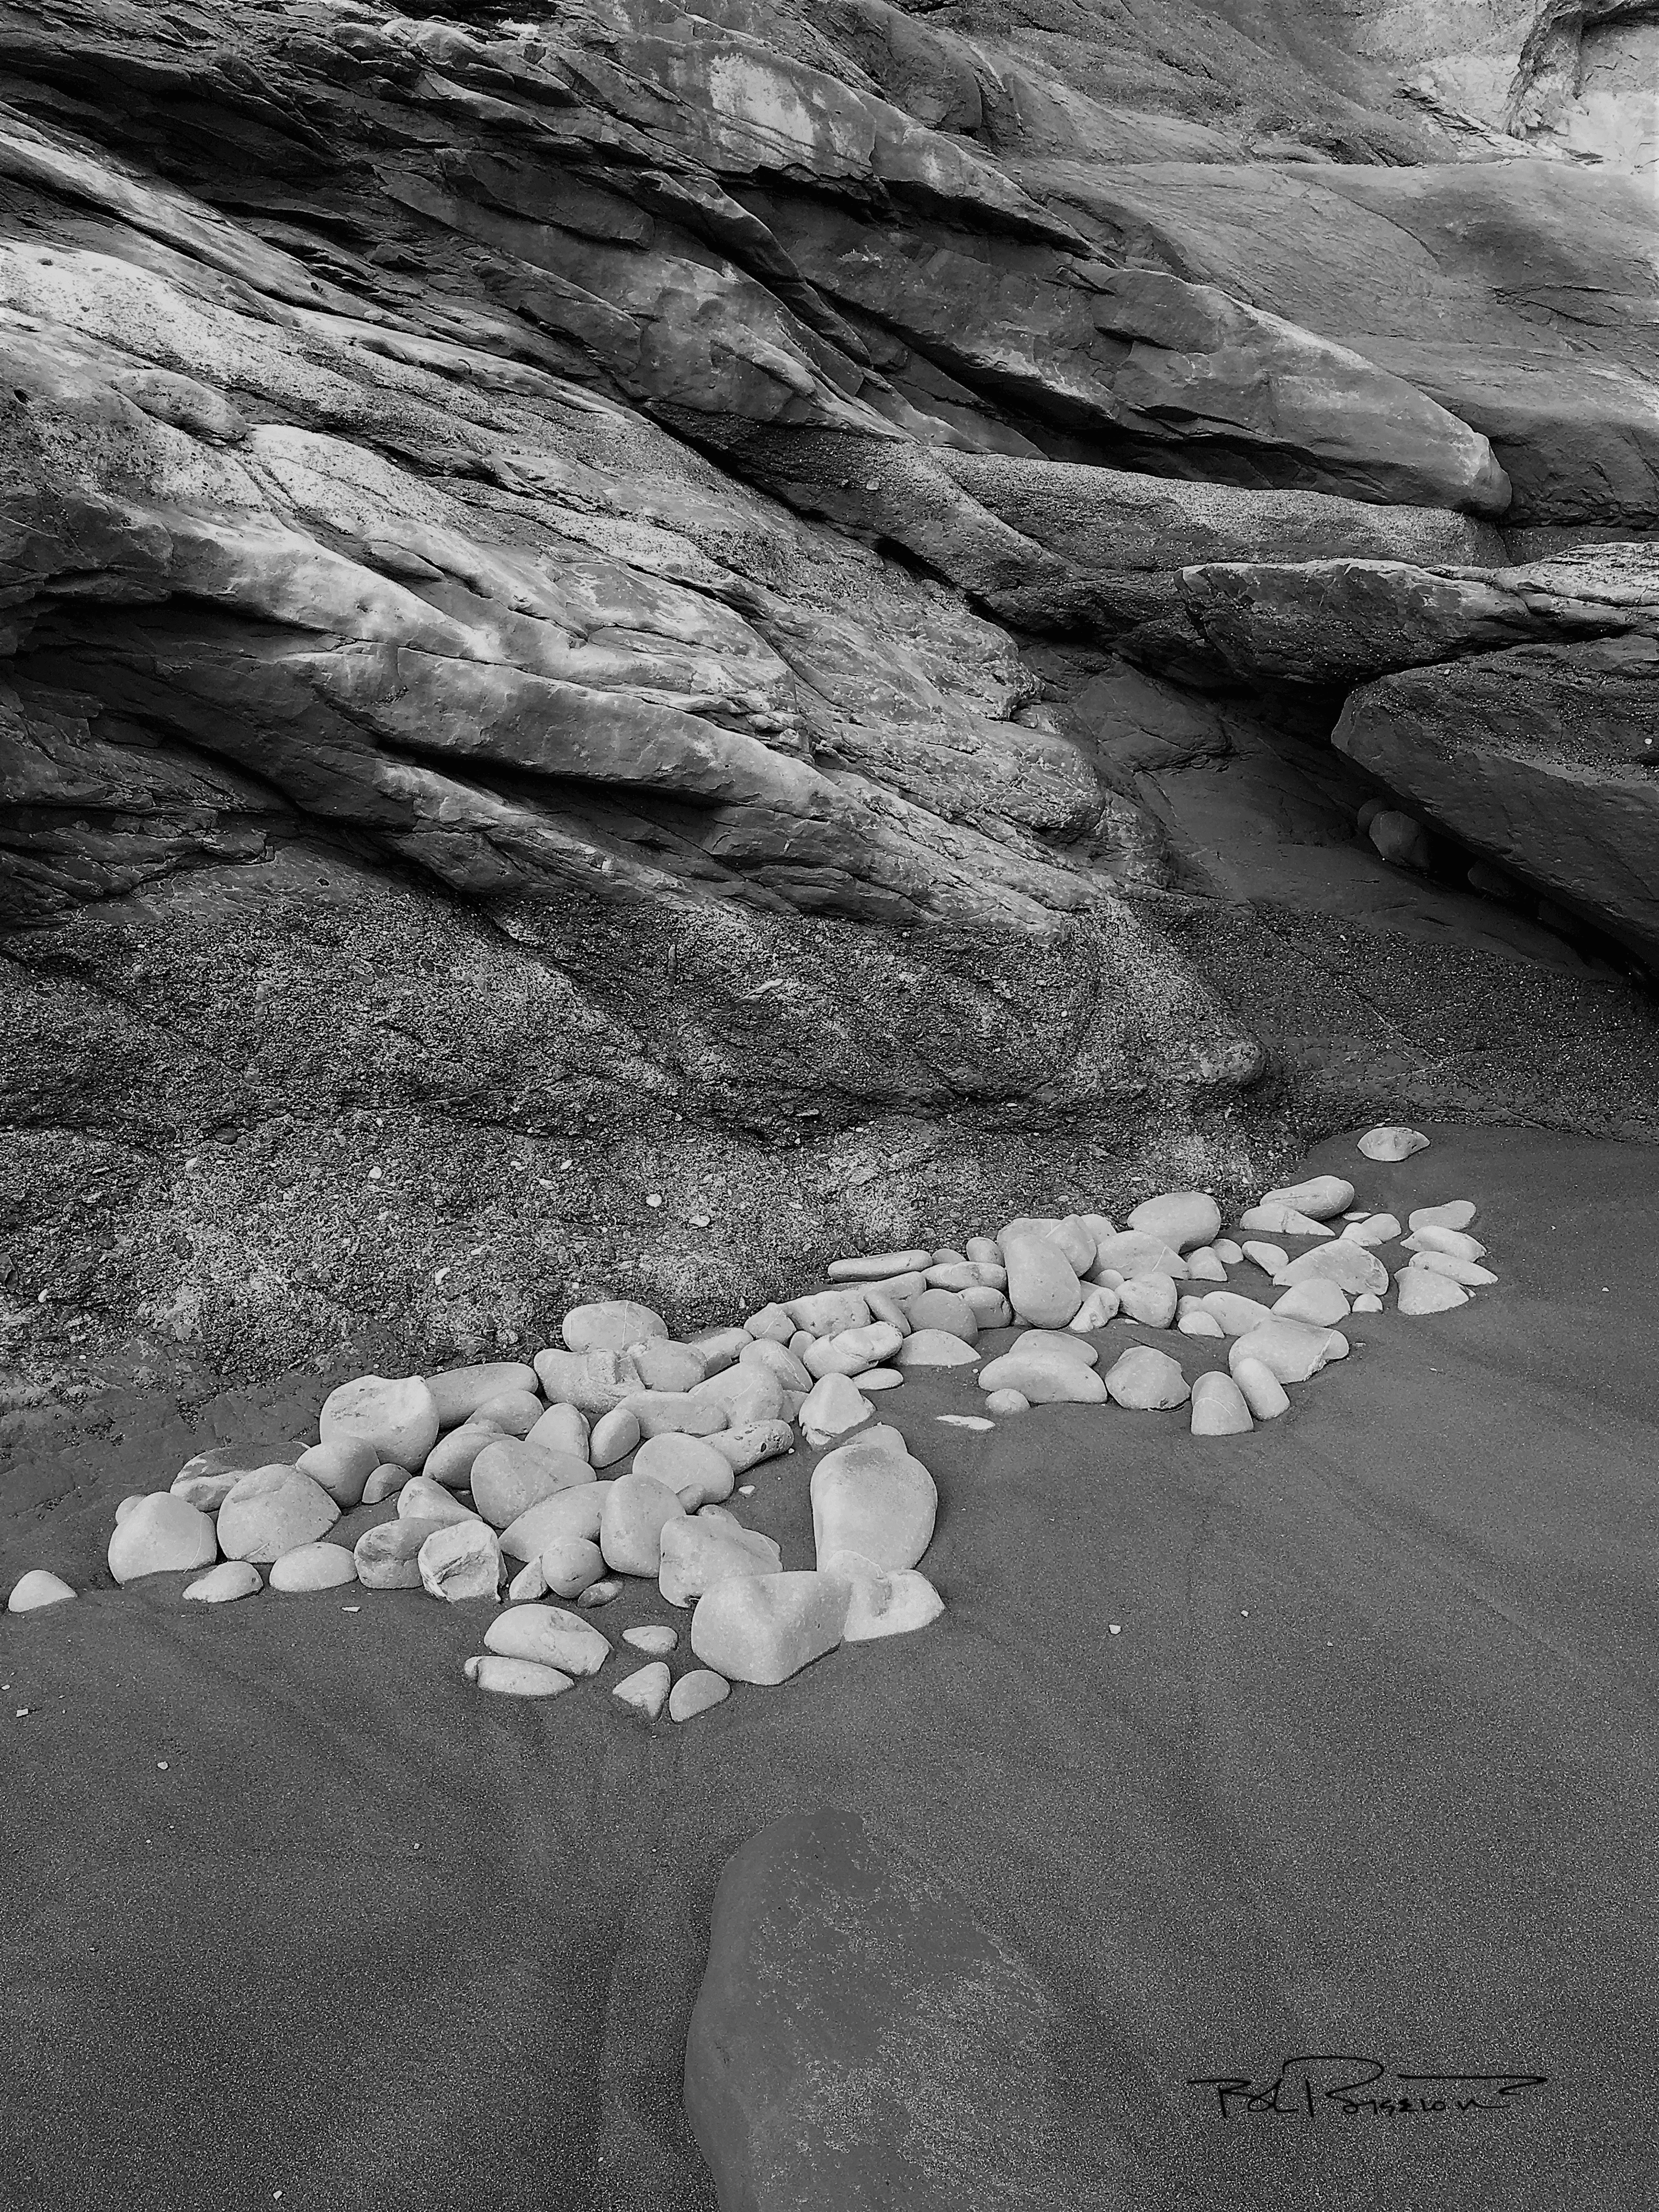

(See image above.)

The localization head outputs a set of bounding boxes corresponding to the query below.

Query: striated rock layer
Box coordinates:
[2,0,1658,1393]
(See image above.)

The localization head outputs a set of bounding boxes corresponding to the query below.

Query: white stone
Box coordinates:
[827,1249,931,1281]
[634,1432,735,1508]
[669,1669,730,1723]
[471,1390,545,1438]
[577,1578,623,1609]
[998,1214,1094,1272]
[600,1472,686,1576]
[589,1406,641,1468]
[114,1495,144,1524]
[623,1391,730,1440]
[1189,1372,1254,1435]
[1236,1205,1333,1238]
[960,1287,1013,1328]
[361,1463,406,1505]
[859,1369,905,1391]
[1182,1247,1229,1283]
[1103,1347,1190,1410]
[1406,1251,1496,1286]
[689,1571,851,1684]
[1353,1293,1384,1313]
[659,1516,782,1608]
[534,1347,644,1417]
[984,1389,1030,1414]
[894,1330,982,1367]
[485,1603,610,1676]
[464,1654,572,1698]
[1272,1280,1352,1326]
[1273,1244,1389,1296]
[1089,1231,1187,1280]
[613,1661,671,1718]
[268,1542,358,1594]
[977,1345,1106,1403]
[1068,1286,1120,1330]
[499,1484,613,1562]
[786,1288,872,1336]
[540,1536,607,1599]
[217,1467,340,1565]
[1397,1270,1470,1316]
[319,1374,440,1470]
[525,1404,591,1460]
[1201,1291,1277,1337]
[799,1373,873,1447]
[1117,1275,1178,1328]
[418,1521,502,1602]
[1211,1238,1243,1265]
[1001,1233,1084,1326]
[740,1338,813,1389]
[803,1321,905,1377]
[1229,1319,1347,1385]
[935,1415,994,1430]
[1232,1357,1290,1420]
[1260,1175,1355,1220]
[743,1303,794,1342]
[820,1547,944,1641]
[624,1624,679,1655]
[563,1300,667,1354]
[688,1326,750,1374]
[183,1560,262,1603]
[1177,1309,1226,1339]
[810,1426,936,1571]
[354,1518,450,1590]
[1404,1225,1487,1261]
[1358,1125,1429,1161]
[295,1436,380,1509]
[708,1421,795,1473]
[508,1558,549,1602]
[421,1422,508,1491]
[396,1474,479,1529]
[1240,1240,1288,1275]
[425,1361,539,1427]
[1408,1201,1477,1231]
[1339,1213,1401,1247]
[1125,1192,1221,1253]
[7,1570,76,1613]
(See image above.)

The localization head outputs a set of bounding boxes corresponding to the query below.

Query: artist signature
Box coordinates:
[1188,2055,1548,2120]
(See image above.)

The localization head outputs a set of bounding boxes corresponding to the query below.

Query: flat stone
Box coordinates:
[787,1289,872,1336]
[1359,1125,1429,1161]
[1117,1275,1179,1327]
[539,1536,606,1599]
[1409,1202,1478,1231]
[1229,1318,1348,1384]
[859,1370,905,1391]
[799,1373,874,1447]
[1189,1372,1254,1436]
[354,1517,452,1590]
[319,1374,440,1470]
[983,1389,1030,1414]
[1274,1243,1389,1297]
[924,1262,1003,1293]
[1406,1250,1497,1286]
[464,1654,573,1698]
[820,1547,944,1642]
[1398,1270,1471,1315]
[894,1331,982,1367]
[625,1624,680,1655]
[977,1346,1107,1403]
[623,1391,730,1439]
[660,1517,783,1608]
[421,1422,508,1491]
[471,1389,545,1438]
[1260,1175,1356,1220]
[1236,1204,1334,1238]
[810,1426,937,1571]
[499,1483,611,1561]
[418,1521,502,1602]
[670,1669,731,1723]
[1200,1291,1277,1336]
[268,1542,358,1593]
[396,1475,479,1529]
[8,1570,76,1613]
[1103,1347,1190,1410]
[1240,1240,1288,1274]
[613,1661,671,1719]
[563,1300,668,1354]
[633,1432,735,1509]
[709,1421,795,1473]
[1273,1280,1352,1325]
[361,1463,406,1505]
[1340,1213,1402,1247]
[577,1577,623,1609]
[589,1406,641,1467]
[470,1438,594,1530]
[1126,1192,1221,1252]
[1089,1231,1187,1280]
[1404,1225,1487,1261]
[218,1468,340,1565]
[294,1436,379,1510]
[533,1347,644,1417]
[827,1249,931,1282]
[485,1603,610,1676]
[1013,1329,1097,1366]
[426,1361,539,1427]
[600,1471,687,1576]
[1232,1357,1291,1419]
[630,1340,709,1392]
[935,1415,994,1430]
[1211,1239,1244,1265]
[691,1571,852,1685]
[183,1561,263,1604]
[1001,1233,1084,1327]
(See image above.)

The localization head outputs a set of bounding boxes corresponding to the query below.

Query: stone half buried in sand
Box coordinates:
[819,1549,944,1642]
[1274,1243,1389,1297]
[319,1374,440,1471]
[1397,1270,1471,1316]
[810,1426,938,1573]
[690,1571,853,1685]
[659,1516,782,1609]
[7,1570,76,1613]
[799,1373,874,1447]
[108,1494,220,1585]
[1189,1372,1253,1436]
[1359,1126,1430,1162]
[465,1654,574,1699]
[1102,1347,1190,1410]
[484,1604,610,1677]
[267,1542,357,1594]
[977,1343,1109,1403]
[614,1662,672,1720]
[684,1808,1079,2212]
[183,1560,263,1604]
[894,1330,982,1367]
[1228,1318,1349,1385]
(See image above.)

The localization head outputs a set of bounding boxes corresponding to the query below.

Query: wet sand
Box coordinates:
[3,1125,1657,2210]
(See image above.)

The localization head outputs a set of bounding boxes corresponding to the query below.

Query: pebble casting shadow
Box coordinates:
[3,1126,1656,2210]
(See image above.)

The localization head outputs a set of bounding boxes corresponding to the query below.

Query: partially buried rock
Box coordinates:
[1229,1318,1347,1384]
[425,1360,539,1427]
[354,1517,451,1590]
[690,1571,852,1685]
[1353,1292,1384,1313]
[1232,1357,1290,1420]
[894,1331,981,1368]
[819,1548,943,1642]
[1000,1234,1083,1328]
[1397,1270,1470,1315]
[1103,1347,1190,1410]
[1359,1125,1429,1161]
[563,1300,667,1354]
[1260,1175,1355,1221]
[577,1577,623,1609]
[7,1570,75,1613]
[1406,1251,1495,1286]
[464,1654,572,1698]
[170,1439,305,1512]
[600,1471,686,1576]
[810,1426,937,1572]
[1272,1281,1352,1326]
[1126,1192,1221,1253]
[1404,1224,1486,1261]
[613,1661,671,1719]
[634,1433,735,1509]
[1275,1244,1388,1297]
[319,1374,440,1470]
[984,1389,1030,1414]
[860,1370,905,1392]
[670,1669,730,1723]
[540,1536,606,1600]
[589,1406,641,1468]
[1409,1201,1477,1232]
[977,1345,1106,1404]
[217,1467,340,1565]
[268,1542,358,1594]
[183,1560,262,1604]
[418,1521,502,1602]
[659,1516,782,1607]
[295,1436,379,1510]
[799,1374,873,1447]
[625,1624,679,1656]
[1189,1373,1253,1436]
[485,1603,609,1676]
[470,1438,593,1530]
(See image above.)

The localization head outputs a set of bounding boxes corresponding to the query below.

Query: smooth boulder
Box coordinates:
[499,1484,611,1563]
[563,1300,667,1354]
[485,1603,610,1677]
[354,1517,452,1590]
[690,1571,852,1685]
[7,1570,76,1613]
[894,1331,982,1368]
[464,1655,572,1698]
[670,1670,731,1723]
[1000,1234,1083,1327]
[1274,1244,1389,1297]
[977,1346,1107,1404]
[799,1374,873,1447]
[294,1436,379,1510]
[1259,1175,1355,1220]
[268,1542,358,1594]
[1189,1373,1254,1436]
[819,1549,944,1642]
[600,1472,686,1576]
[810,1427,937,1573]
[318,1374,440,1470]
[661,1517,783,1608]
[1358,1125,1428,1161]
[613,1661,672,1719]
[1103,1347,1190,1410]
[470,1438,593,1530]
[183,1561,263,1604]
[216,1467,340,1565]
[634,1433,737,1509]
[1229,1319,1348,1384]
[418,1521,502,1602]
[425,1360,539,1427]
[1398,1270,1471,1315]
[1125,1192,1221,1252]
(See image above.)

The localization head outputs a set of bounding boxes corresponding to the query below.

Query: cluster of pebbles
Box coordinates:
[6,1126,1491,1715]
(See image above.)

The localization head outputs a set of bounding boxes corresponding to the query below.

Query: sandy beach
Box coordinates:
[4,1125,1656,2211]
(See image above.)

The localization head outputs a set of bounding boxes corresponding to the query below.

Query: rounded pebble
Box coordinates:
[7,1570,76,1614]
[669,1669,730,1723]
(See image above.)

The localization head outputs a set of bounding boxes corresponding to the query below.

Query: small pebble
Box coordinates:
[935,1415,994,1430]
[613,1661,671,1720]
[669,1669,730,1723]
[577,1577,623,1609]
[624,1625,679,1655]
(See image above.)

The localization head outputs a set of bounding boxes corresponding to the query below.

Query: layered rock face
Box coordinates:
[2,0,1657,1391]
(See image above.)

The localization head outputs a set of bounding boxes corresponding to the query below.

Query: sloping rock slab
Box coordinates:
[684,1807,1086,2212]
